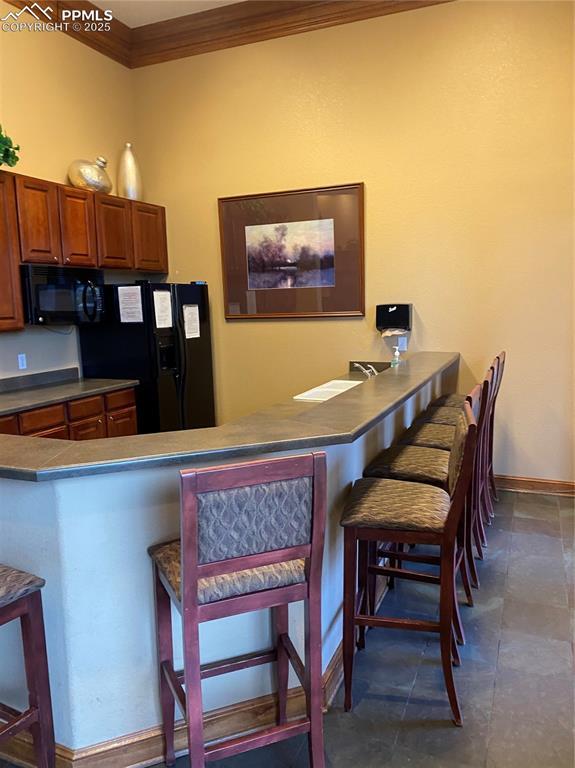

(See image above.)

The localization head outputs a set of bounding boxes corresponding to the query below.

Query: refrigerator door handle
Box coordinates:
[176,305,188,428]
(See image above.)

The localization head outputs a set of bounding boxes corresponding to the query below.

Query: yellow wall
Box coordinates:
[0,1,572,481]
[0,1,134,184]
[0,1,135,377]
[133,0,574,481]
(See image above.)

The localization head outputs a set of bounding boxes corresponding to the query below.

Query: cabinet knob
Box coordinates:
[65,257,70,263]
[53,256,58,262]
[109,415,114,421]
[98,419,102,424]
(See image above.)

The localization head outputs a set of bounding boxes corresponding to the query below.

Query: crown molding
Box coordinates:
[130,0,453,68]
[4,0,453,68]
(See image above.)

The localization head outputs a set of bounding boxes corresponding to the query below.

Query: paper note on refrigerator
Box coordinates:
[118,286,143,323]
[183,304,200,339]
[153,290,173,328]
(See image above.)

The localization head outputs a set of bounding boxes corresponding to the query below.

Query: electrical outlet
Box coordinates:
[398,336,408,352]
[17,353,27,370]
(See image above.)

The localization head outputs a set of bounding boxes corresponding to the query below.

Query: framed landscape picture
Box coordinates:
[218,183,364,319]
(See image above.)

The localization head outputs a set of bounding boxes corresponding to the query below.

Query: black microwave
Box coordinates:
[21,265,105,325]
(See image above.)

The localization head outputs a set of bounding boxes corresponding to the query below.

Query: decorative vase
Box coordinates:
[117,142,142,200]
[68,156,112,194]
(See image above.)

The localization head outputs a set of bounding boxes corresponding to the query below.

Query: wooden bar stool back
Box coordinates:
[487,351,506,502]
[0,565,55,768]
[149,452,327,768]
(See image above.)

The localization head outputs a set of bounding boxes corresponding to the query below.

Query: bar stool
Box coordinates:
[363,384,480,493]
[0,565,55,768]
[148,453,327,768]
[400,375,493,588]
[426,351,506,505]
[340,404,477,726]
[362,385,481,628]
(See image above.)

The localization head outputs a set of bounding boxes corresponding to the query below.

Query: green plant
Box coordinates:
[0,126,20,167]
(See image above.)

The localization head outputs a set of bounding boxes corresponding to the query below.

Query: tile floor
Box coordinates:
[1,492,573,768]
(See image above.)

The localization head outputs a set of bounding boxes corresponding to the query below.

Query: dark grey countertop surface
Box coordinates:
[0,378,140,417]
[0,352,458,482]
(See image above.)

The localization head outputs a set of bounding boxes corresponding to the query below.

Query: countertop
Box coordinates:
[0,352,458,482]
[0,378,140,417]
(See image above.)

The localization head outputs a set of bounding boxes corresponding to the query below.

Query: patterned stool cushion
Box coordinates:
[0,564,45,609]
[431,393,466,408]
[418,406,461,427]
[340,478,451,532]
[149,540,306,604]
[363,444,449,490]
[400,422,455,451]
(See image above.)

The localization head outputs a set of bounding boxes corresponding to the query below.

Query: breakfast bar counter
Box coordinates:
[0,352,458,761]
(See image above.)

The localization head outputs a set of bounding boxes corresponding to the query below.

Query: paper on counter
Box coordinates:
[153,290,173,328]
[294,379,362,402]
[183,304,200,339]
[118,286,143,323]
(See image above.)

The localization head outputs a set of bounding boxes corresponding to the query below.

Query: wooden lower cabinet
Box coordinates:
[1,388,138,440]
[0,415,19,435]
[106,406,137,438]
[69,416,107,441]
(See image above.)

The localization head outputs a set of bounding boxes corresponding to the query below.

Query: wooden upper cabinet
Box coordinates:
[0,172,24,332]
[15,175,62,264]
[132,202,168,272]
[7,171,168,274]
[95,194,134,269]
[58,186,97,267]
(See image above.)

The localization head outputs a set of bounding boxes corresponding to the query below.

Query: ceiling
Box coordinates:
[98,0,242,28]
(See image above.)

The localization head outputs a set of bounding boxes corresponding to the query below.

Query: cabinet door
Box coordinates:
[95,194,134,269]
[0,172,24,332]
[15,176,62,264]
[0,415,19,435]
[132,202,168,272]
[69,416,107,441]
[31,424,70,440]
[107,406,137,437]
[59,186,97,267]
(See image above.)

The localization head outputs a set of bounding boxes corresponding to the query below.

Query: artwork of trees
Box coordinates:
[246,219,335,289]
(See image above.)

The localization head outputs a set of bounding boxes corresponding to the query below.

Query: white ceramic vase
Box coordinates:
[117,142,143,200]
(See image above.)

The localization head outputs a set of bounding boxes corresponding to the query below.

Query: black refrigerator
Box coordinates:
[80,282,215,434]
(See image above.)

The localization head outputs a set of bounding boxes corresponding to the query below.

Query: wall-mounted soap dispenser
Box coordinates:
[376,304,412,333]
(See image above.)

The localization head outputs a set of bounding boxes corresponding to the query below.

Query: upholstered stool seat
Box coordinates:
[418,406,462,426]
[0,564,45,609]
[363,444,449,489]
[431,394,467,408]
[400,422,455,451]
[340,478,451,532]
[149,539,305,604]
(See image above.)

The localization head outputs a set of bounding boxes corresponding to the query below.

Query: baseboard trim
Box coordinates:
[495,474,575,497]
[0,638,348,768]
[0,578,390,768]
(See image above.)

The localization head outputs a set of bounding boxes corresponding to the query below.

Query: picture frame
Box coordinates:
[218,183,365,319]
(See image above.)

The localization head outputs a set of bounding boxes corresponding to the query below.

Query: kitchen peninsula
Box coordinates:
[0,352,458,765]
